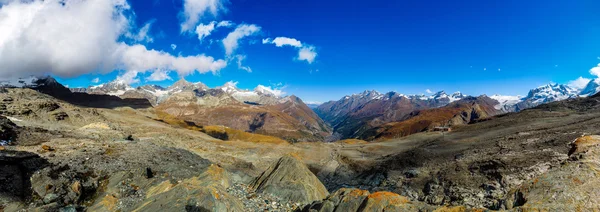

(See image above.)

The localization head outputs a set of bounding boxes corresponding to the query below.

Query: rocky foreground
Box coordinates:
[2,87,600,211]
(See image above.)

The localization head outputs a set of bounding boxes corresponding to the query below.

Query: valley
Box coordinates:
[1,77,600,211]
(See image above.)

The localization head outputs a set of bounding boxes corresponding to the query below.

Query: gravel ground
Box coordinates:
[226,183,301,212]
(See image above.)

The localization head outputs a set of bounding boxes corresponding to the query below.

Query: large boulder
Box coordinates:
[509,135,600,211]
[0,116,18,145]
[0,151,49,206]
[299,188,436,212]
[250,154,329,204]
[132,164,244,212]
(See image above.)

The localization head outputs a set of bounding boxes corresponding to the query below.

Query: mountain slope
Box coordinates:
[315,90,469,140]
[359,96,499,140]
[155,88,331,142]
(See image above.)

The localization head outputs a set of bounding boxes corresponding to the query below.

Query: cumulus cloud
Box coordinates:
[195,22,216,42]
[118,44,227,76]
[298,46,317,64]
[0,0,227,82]
[91,78,100,83]
[222,24,261,56]
[568,77,591,90]
[255,84,286,97]
[235,55,252,73]
[180,0,226,33]
[262,37,302,47]
[146,70,172,82]
[217,20,233,27]
[425,89,432,94]
[263,36,317,64]
[590,63,600,77]
[115,71,140,84]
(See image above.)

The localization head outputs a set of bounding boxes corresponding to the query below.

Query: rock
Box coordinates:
[43,193,59,204]
[0,115,18,145]
[52,111,69,121]
[512,135,600,211]
[41,144,55,151]
[71,181,81,194]
[568,135,600,157]
[146,167,154,179]
[132,164,244,211]
[300,189,435,212]
[0,150,49,204]
[250,154,329,204]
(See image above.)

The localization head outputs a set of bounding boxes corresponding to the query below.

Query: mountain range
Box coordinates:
[3,76,600,141]
[316,80,600,140]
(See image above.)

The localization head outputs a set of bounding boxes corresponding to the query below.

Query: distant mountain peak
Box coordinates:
[172,78,192,87]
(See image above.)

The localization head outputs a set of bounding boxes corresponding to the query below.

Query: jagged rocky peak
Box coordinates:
[580,79,600,97]
[168,78,207,92]
[219,81,240,94]
[451,91,466,99]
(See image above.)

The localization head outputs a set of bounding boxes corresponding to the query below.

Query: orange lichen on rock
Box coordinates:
[348,188,370,197]
[100,194,118,211]
[570,135,600,155]
[367,191,410,205]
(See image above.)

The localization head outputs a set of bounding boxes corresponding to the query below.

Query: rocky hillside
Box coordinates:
[8,77,331,142]
[315,90,477,140]
[2,86,600,211]
[155,86,331,142]
[360,96,500,141]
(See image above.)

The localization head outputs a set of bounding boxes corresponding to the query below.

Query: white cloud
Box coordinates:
[217,20,233,27]
[115,71,140,84]
[255,84,285,97]
[262,37,302,47]
[425,89,432,94]
[304,101,322,105]
[194,20,233,42]
[590,63,600,77]
[171,44,177,50]
[91,77,100,83]
[180,0,226,33]
[568,76,591,90]
[298,46,317,64]
[146,70,172,82]
[195,21,216,42]
[0,0,228,82]
[263,36,317,64]
[118,44,227,76]
[128,21,154,43]
[235,54,252,73]
[222,24,261,56]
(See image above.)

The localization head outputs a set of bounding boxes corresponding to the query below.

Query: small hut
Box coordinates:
[433,127,452,132]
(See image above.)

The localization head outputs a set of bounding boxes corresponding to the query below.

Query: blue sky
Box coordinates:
[9,0,600,103]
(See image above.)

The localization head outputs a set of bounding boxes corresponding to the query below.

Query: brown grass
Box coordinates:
[202,125,288,145]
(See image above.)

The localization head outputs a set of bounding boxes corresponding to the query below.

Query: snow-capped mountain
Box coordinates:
[69,79,286,106]
[85,80,134,96]
[579,79,600,97]
[491,83,581,112]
